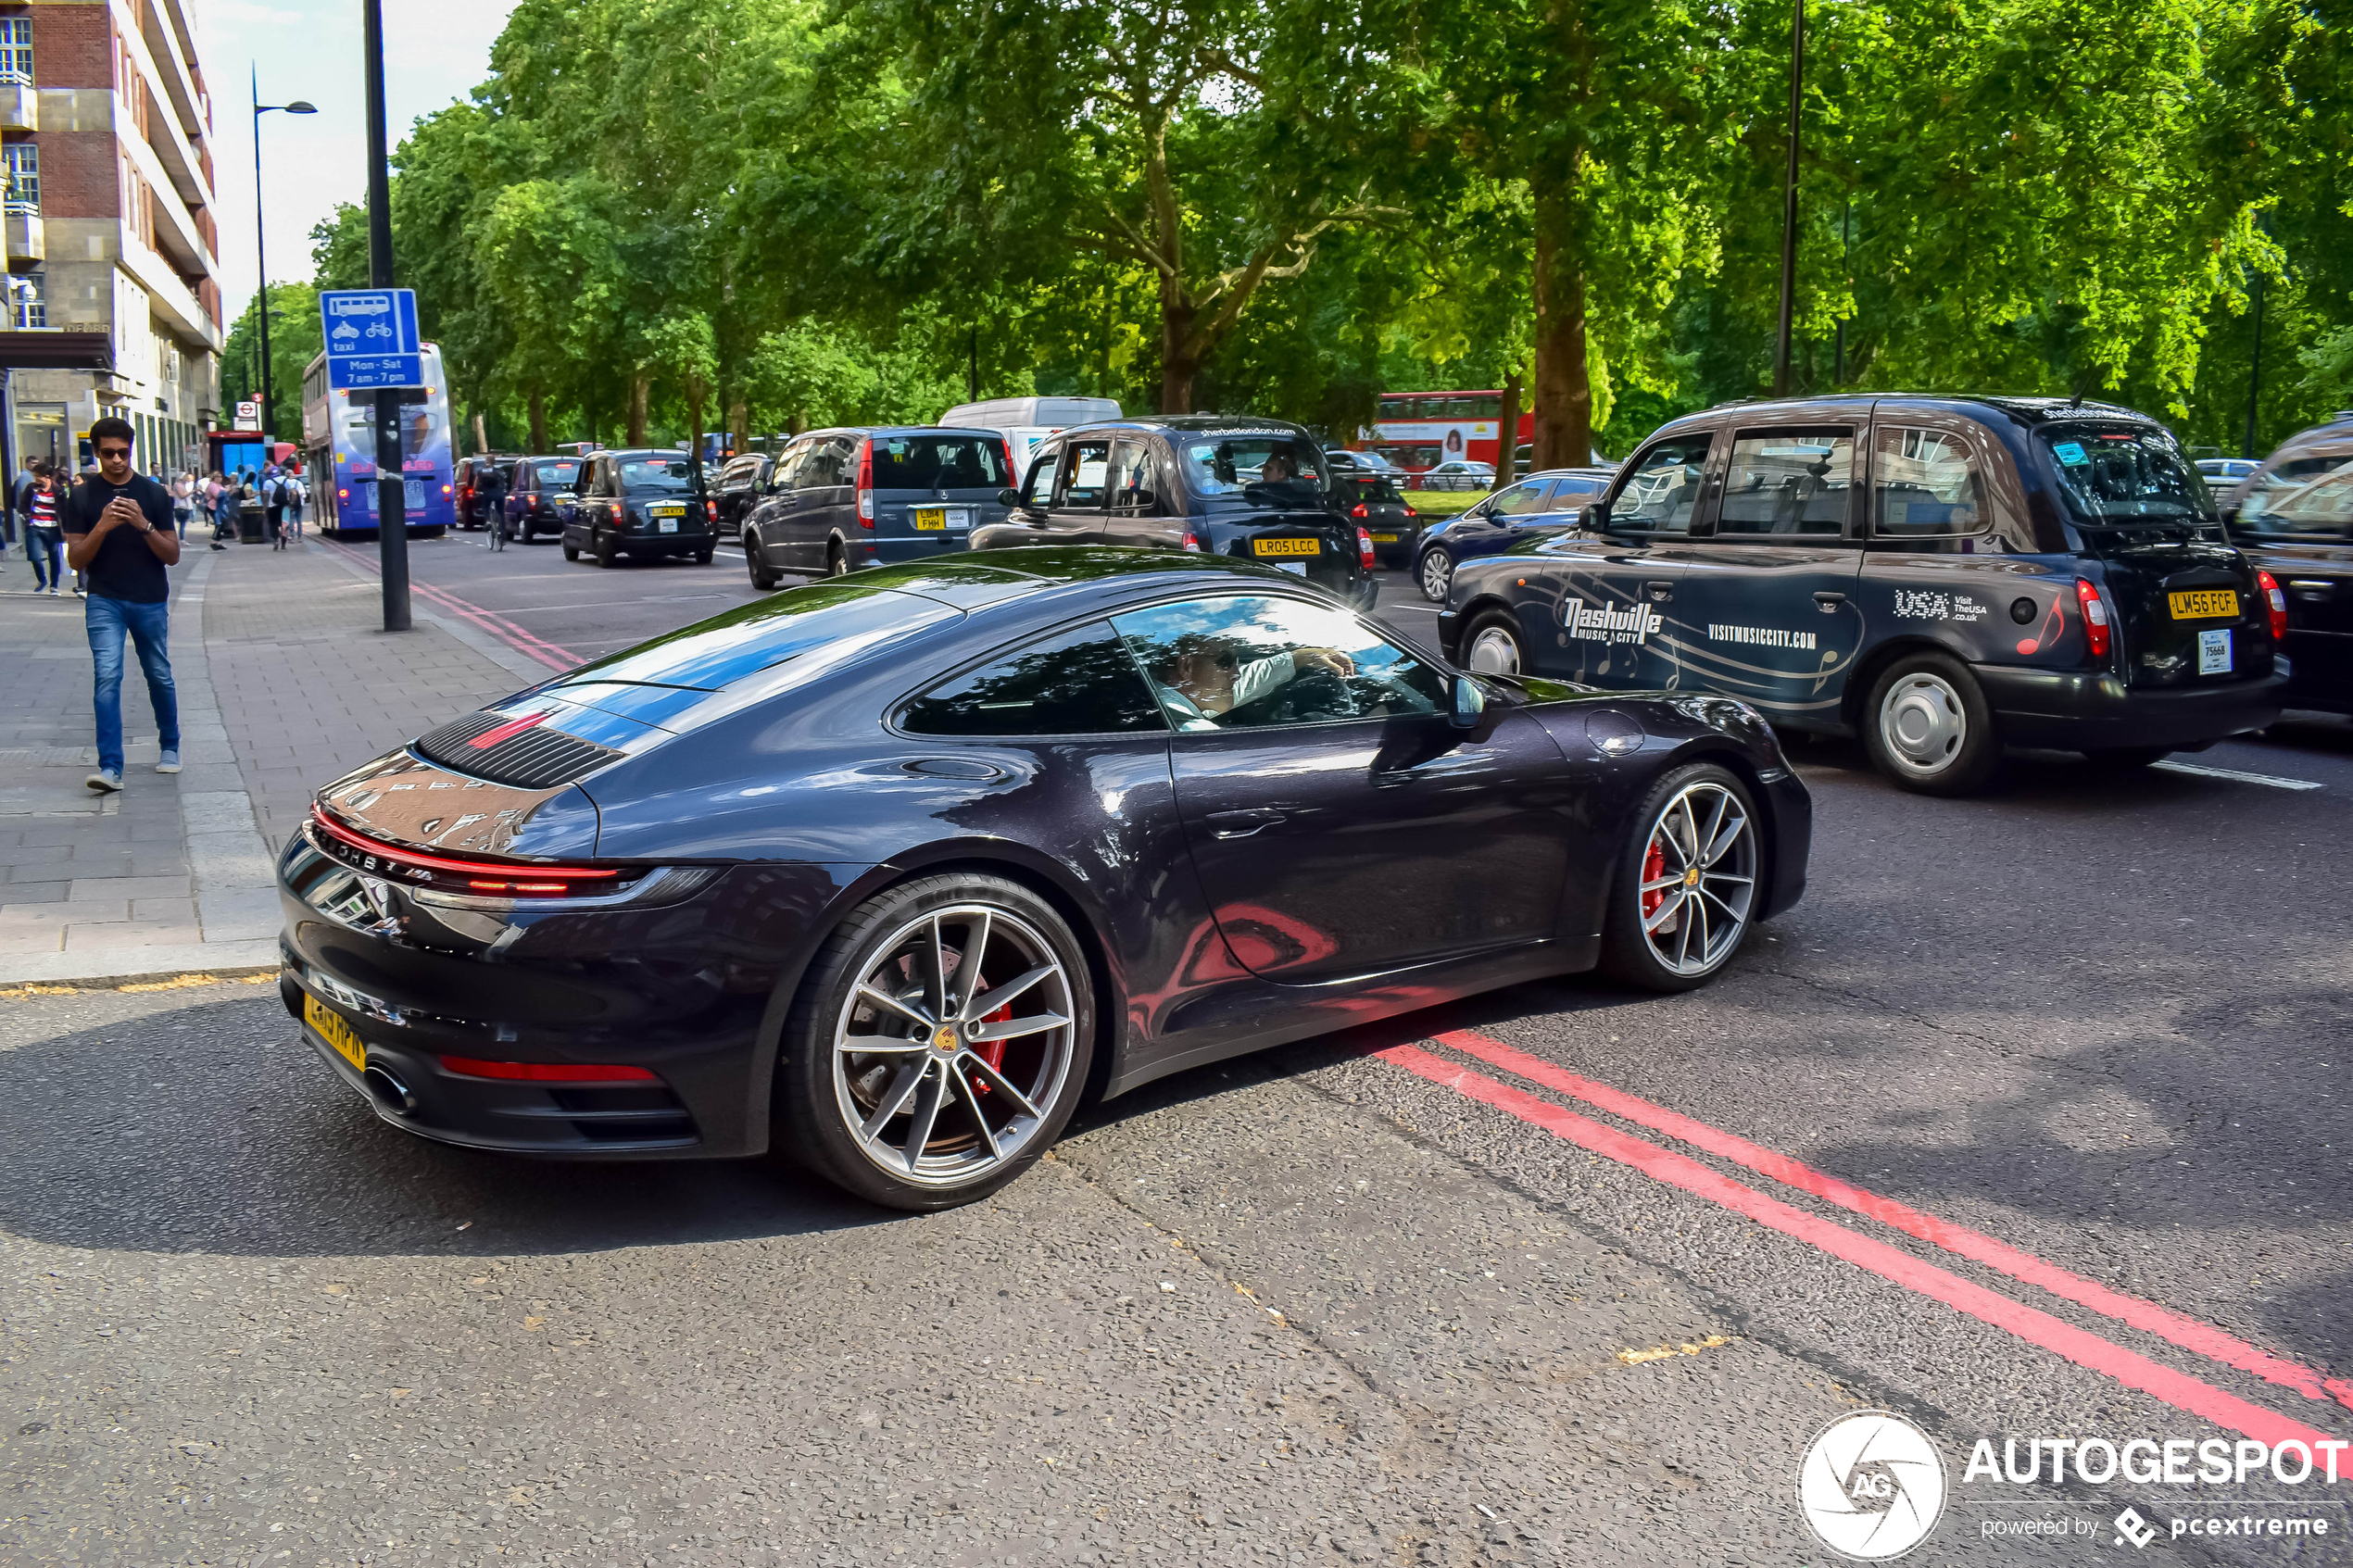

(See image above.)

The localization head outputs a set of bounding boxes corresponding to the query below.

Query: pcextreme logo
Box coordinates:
[1795,1410,1948,1561]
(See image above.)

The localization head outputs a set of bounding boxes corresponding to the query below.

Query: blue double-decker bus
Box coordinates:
[300,343,455,538]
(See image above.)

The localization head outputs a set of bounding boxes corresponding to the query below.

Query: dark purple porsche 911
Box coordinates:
[277,548,1809,1210]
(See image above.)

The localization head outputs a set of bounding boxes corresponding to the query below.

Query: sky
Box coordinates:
[196,0,522,325]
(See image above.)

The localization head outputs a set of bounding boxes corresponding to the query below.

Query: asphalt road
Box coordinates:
[4,530,2348,1565]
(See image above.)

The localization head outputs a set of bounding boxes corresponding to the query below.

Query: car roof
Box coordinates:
[1057,416,1315,440]
[799,425,1005,439]
[854,546,1349,603]
[1666,393,2165,433]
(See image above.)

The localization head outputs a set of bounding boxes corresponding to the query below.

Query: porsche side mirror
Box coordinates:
[1451,674,1487,730]
[998,488,1020,508]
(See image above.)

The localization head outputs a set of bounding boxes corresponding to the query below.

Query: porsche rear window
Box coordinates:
[554,581,957,691]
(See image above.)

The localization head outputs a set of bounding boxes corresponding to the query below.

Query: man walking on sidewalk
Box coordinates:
[60,417,181,793]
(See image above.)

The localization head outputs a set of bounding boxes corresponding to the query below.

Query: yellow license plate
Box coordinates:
[649,503,686,517]
[305,994,366,1073]
[2169,589,2236,620]
[914,508,946,531]
[1370,532,1400,543]
[1252,537,1319,558]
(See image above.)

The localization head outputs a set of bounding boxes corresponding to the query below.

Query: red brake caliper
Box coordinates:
[1641,838,1667,920]
[966,984,1010,1094]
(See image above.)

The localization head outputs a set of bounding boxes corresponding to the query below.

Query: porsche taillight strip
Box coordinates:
[308,805,619,882]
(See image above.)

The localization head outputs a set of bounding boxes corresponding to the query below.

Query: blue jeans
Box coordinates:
[25,525,61,590]
[86,595,179,775]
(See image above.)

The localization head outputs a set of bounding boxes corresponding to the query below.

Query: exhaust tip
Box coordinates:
[361,1064,418,1116]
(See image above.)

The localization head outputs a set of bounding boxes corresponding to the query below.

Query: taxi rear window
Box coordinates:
[2040,428,2212,527]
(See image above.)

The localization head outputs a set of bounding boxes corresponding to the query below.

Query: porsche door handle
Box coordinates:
[1203,809,1285,838]
[1643,580,1676,602]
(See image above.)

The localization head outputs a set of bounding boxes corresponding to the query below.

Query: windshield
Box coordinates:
[1180,434,1328,503]
[2041,427,2212,526]
[869,434,1009,490]
[1339,476,1404,505]
[541,460,582,488]
[618,456,698,491]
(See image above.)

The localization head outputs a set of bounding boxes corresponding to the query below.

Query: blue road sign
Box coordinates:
[319,288,425,390]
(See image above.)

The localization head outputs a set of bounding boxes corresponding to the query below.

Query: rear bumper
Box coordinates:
[622,531,711,557]
[1976,664,2289,750]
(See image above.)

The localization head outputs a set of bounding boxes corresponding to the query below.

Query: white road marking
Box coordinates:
[2152,759,2323,791]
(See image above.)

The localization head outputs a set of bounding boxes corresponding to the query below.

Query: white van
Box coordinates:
[938,396,1122,487]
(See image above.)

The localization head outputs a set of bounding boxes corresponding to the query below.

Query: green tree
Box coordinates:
[220,282,322,443]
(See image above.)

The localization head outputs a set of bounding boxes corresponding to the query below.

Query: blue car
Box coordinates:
[1414,467,1616,602]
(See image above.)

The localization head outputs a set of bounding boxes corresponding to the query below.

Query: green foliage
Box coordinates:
[220,282,322,440]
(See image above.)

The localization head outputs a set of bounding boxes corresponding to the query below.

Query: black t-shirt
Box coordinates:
[61,474,174,604]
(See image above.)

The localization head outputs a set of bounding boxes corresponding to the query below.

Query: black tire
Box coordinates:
[695,546,714,565]
[1861,651,2001,796]
[1597,762,1763,993]
[825,544,848,578]
[1460,609,1528,676]
[1417,548,1453,604]
[747,531,780,590]
[595,532,619,569]
[2083,746,2171,771]
[776,872,1097,1211]
[561,541,579,561]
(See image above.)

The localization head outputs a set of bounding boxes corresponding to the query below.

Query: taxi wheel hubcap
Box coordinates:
[832,903,1075,1188]
[1420,553,1451,600]
[1881,672,1967,775]
[1638,782,1755,978]
[1467,626,1522,675]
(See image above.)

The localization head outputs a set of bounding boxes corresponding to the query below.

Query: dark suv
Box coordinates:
[455,455,520,531]
[559,449,714,568]
[499,455,586,543]
[970,417,1379,611]
[1437,395,2289,794]
[2218,413,2353,714]
[711,451,774,534]
[738,427,1015,590]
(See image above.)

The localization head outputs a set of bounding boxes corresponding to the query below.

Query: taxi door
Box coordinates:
[1554,430,1719,691]
[1665,420,1867,729]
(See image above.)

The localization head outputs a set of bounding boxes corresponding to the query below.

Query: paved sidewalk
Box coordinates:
[0,538,545,985]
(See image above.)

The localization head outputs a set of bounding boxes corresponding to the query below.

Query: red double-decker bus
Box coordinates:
[1362,391,1534,473]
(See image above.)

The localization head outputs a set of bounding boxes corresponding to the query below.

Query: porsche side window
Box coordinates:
[1612,438,1711,533]
[1719,429,1853,536]
[900,621,1168,736]
[1110,596,1447,733]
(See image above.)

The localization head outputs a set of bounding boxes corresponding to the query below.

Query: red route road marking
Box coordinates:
[1433,1027,2353,1417]
[318,539,580,671]
[1370,1042,2339,1450]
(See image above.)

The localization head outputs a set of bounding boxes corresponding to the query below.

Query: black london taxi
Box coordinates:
[1436,396,2291,795]
[2218,412,2353,715]
[559,449,716,568]
[971,416,1379,610]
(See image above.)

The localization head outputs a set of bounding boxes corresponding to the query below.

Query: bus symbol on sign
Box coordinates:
[317,289,424,391]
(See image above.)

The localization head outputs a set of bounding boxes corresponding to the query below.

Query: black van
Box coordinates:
[738,427,1015,591]
[2218,413,2353,715]
[1436,395,2289,794]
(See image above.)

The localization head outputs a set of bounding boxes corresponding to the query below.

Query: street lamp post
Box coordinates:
[249,68,315,464]
[1772,0,1805,398]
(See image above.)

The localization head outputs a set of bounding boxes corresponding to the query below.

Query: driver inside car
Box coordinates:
[1155,634,1356,728]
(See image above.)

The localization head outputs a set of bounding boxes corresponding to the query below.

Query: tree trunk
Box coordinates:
[686,386,705,468]
[1158,284,1198,415]
[728,397,749,454]
[1495,373,1523,485]
[471,408,489,458]
[527,387,548,453]
[627,376,650,445]
[1530,207,1592,470]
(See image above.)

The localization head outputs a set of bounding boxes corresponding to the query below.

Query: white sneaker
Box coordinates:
[85,769,122,793]
[157,750,181,774]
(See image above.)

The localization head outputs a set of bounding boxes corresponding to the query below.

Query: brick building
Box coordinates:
[0,0,221,477]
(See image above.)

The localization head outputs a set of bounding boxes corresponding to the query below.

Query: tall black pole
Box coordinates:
[2242,266,2265,460]
[362,0,409,631]
[1772,0,1804,398]
[249,65,274,458]
[1832,201,1849,385]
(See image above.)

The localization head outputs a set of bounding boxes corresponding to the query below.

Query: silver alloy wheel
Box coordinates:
[1466,624,1523,674]
[1879,671,1968,779]
[1637,780,1757,978]
[830,903,1076,1188]
[1418,550,1452,602]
